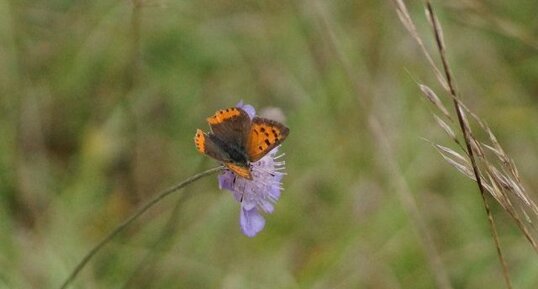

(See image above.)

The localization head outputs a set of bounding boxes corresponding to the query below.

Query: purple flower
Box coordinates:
[218,101,286,237]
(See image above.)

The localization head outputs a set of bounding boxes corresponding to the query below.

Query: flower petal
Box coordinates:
[268,172,283,200]
[240,206,265,237]
[218,171,234,191]
[258,200,274,214]
[241,198,256,210]
[236,100,255,119]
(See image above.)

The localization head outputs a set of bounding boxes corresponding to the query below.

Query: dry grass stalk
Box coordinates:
[433,115,456,142]
[415,5,538,252]
[420,85,452,120]
[393,0,449,91]
[393,0,538,288]
[423,2,514,286]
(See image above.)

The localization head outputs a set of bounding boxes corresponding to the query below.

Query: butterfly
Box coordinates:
[194,107,289,180]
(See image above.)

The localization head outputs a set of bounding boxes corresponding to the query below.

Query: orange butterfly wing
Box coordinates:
[246,117,289,162]
[207,107,245,126]
[206,107,251,148]
[194,129,207,154]
[225,163,252,180]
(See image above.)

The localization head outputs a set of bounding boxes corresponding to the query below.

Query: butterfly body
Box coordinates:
[195,107,289,179]
[206,133,249,166]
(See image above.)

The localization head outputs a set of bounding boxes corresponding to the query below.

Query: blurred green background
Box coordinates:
[1,0,538,288]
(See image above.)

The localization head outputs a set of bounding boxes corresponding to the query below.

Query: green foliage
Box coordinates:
[0,1,537,288]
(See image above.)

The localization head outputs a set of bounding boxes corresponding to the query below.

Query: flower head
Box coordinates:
[218,101,286,237]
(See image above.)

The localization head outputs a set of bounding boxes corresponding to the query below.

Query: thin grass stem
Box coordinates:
[58,166,223,289]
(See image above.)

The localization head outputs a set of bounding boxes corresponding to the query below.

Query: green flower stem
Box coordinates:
[58,166,223,289]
